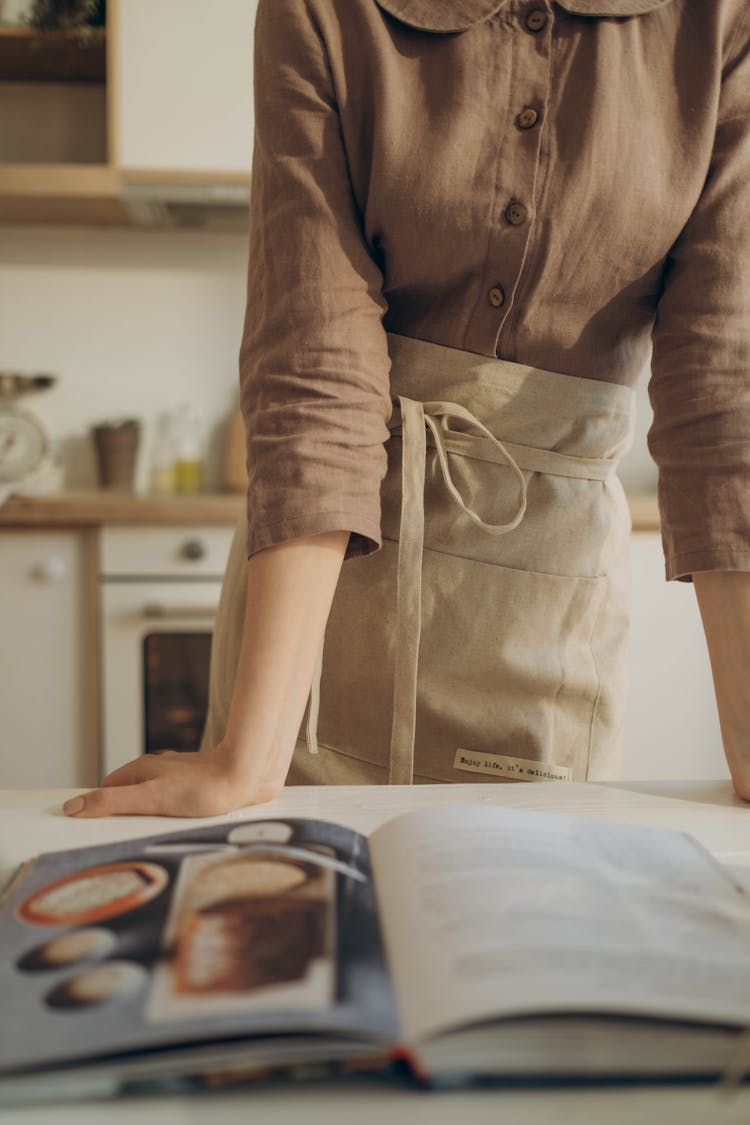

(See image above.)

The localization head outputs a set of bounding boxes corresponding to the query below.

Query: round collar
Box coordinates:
[372,0,674,33]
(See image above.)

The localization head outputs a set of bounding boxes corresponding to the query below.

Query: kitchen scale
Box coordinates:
[0,372,56,484]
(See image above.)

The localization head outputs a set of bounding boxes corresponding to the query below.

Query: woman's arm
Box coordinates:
[63,530,349,818]
[693,571,750,800]
[646,10,750,795]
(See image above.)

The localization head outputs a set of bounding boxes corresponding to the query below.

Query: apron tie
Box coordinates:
[388,396,527,784]
[305,396,528,782]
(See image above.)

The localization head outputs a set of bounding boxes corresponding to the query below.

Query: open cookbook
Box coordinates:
[2,803,750,1103]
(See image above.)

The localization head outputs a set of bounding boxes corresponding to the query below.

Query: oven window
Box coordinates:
[143,633,212,753]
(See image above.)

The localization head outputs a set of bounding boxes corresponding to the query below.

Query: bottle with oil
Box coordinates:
[150,413,178,495]
[173,404,204,495]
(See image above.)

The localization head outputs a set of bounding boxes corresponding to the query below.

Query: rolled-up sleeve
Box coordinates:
[239,0,392,561]
[648,6,750,582]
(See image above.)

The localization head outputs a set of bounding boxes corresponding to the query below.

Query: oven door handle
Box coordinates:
[140,604,217,620]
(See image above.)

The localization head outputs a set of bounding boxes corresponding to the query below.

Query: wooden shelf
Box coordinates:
[0,163,128,224]
[0,163,115,196]
[0,4,252,227]
[0,25,106,84]
[118,169,251,188]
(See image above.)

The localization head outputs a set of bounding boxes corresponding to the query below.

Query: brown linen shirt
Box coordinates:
[239,0,750,580]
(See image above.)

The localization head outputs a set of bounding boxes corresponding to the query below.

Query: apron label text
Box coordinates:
[453,749,572,782]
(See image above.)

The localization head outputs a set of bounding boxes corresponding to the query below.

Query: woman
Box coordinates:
[65,0,750,818]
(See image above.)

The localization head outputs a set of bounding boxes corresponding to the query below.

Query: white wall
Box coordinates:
[0,225,249,492]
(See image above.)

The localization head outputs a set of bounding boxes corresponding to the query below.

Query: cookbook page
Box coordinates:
[0,817,398,1077]
[369,804,750,1045]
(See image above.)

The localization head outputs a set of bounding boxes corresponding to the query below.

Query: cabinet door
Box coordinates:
[0,532,96,788]
[114,0,257,175]
[622,533,727,781]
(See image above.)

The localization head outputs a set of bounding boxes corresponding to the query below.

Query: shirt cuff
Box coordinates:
[665,547,750,583]
[245,506,383,562]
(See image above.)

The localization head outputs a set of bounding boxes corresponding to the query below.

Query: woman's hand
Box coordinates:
[62,743,288,819]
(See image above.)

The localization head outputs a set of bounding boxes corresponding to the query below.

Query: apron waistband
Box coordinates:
[407,428,617,482]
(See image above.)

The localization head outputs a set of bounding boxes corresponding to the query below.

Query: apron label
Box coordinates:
[453,749,572,782]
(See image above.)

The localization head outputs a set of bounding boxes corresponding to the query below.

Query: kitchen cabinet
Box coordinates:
[0,0,257,223]
[0,2,127,224]
[0,530,97,788]
[113,0,257,177]
[622,532,727,781]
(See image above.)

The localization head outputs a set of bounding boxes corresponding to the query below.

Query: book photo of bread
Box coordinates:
[174,896,328,992]
[16,862,168,927]
[146,847,338,1020]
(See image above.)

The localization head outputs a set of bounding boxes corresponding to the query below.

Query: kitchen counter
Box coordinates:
[2,779,750,1124]
[0,489,661,530]
[4,780,750,888]
[0,489,245,527]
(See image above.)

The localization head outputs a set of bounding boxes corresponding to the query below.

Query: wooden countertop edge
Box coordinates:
[0,490,661,530]
[0,490,246,527]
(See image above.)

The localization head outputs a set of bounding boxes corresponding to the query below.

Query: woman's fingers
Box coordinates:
[63,780,165,818]
[62,745,281,819]
[64,769,254,818]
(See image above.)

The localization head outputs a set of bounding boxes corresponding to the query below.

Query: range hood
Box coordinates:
[120,179,250,230]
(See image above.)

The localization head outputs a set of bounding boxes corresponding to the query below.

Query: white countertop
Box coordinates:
[3,779,750,1125]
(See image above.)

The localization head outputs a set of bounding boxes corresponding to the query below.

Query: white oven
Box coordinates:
[99,525,236,779]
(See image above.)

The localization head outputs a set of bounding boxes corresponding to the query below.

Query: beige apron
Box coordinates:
[201,332,635,786]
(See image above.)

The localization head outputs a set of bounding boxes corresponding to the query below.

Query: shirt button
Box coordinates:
[516,107,539,130]
[505,201,528,226]
[488,286,505,308]
[525,9,548,32]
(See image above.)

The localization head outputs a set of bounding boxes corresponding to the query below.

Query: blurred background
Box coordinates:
[0,0,253,494]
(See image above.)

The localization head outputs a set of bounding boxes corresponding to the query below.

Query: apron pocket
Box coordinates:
[314,538,607,783]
